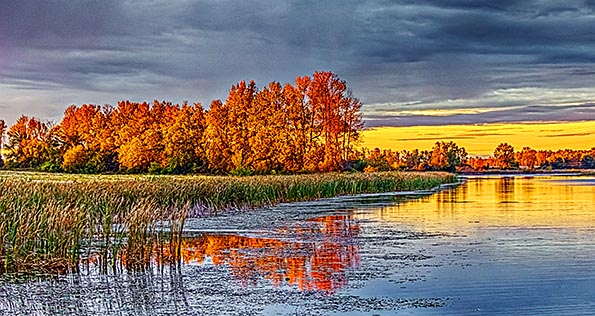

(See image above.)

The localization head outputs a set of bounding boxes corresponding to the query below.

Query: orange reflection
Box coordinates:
[85,215,360,293]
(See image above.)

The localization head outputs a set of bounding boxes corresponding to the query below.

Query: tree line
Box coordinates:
[362,142,595,172]
[468,143,595,171]
[360,141,467,172]
[0,71,362,174]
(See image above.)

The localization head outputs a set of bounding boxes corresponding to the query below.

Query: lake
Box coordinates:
[2,175,595,315]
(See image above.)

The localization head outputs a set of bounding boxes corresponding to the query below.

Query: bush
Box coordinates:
[40,161,62,172]
[230,166,254,176]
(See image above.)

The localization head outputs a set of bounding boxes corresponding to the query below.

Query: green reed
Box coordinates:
[0,171,457,274]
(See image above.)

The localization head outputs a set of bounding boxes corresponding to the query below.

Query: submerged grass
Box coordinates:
[0,170,457,274]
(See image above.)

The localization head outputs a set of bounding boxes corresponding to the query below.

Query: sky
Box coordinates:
[1,1,595,153]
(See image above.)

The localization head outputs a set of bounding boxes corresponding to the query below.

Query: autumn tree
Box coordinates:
[207,80,260,174]
[249,82,287,173]
[535,150,551,168]
[203,71,363,174]
[56,104,117,172]
[399,149,429,171]
[467,156,488,171]
[161,102,206,174]
[203,100,234,173]
[4,116,52,168]
[112,101,152,172]
[494,143,516,169]
[307,71,362,171]
[429,141,467,172]
[281,79,311,172]
[516,147,537,170]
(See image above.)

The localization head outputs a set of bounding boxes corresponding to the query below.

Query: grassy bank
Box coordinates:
[0,171,457,274]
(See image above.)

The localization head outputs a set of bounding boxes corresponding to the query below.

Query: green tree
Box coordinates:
[581,155,595,169]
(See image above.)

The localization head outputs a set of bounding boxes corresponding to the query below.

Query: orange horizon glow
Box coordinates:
[361,120,595,156]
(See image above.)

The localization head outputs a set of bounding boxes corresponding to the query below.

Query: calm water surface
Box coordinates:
[2,175,595,315]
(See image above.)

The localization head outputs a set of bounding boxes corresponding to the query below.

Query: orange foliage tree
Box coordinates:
[429,141,467,172]
[516,147,537,170]
[4,116,54,168]
[57,104,117,172]
[307,71,362,171]
[203,100,234,173]
[161,102,206,173]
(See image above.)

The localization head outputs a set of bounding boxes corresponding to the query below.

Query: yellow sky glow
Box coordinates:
[361,121,595,156]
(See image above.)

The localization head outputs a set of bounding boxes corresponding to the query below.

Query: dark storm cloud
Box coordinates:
[1,0,595,126]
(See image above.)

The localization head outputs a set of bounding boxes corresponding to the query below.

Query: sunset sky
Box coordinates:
[1,1,594,155]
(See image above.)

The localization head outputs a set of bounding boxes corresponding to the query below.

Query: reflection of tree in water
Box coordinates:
[497,177,515,203]
[185,215,360,293]
[84,215,360,293]
[436,184,467,205]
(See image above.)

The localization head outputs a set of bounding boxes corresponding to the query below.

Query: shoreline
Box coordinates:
[459,169,595,176]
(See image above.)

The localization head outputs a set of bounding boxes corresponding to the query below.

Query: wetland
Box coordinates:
[1,174,595,315]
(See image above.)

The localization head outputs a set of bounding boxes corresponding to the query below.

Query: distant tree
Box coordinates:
[494,143,516,169]
[581,155,595,169]
[400,149,429,170]
[535,150,551,168]
[429,141,467,172]
[468,156,489,171]
[364,148,390,172]
[517,147,537,170]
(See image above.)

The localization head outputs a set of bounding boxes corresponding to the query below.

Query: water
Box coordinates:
[2,175,595,315]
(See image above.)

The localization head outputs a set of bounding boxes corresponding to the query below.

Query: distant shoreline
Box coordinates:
[459,169,595,176]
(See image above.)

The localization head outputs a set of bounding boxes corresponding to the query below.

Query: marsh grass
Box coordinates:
[0,171,456,274]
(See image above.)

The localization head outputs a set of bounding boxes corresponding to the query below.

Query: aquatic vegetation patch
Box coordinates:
[0,171,456,274]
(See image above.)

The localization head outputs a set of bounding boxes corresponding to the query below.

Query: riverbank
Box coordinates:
[0,170,457,274]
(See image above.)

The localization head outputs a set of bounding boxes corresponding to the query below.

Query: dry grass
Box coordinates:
[0,170,457,274]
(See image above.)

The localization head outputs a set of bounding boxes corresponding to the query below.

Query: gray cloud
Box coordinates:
[364,102,595,127]
[0,0,594,126]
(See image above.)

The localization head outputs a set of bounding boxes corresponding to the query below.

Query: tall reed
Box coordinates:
[0,171,456,274]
